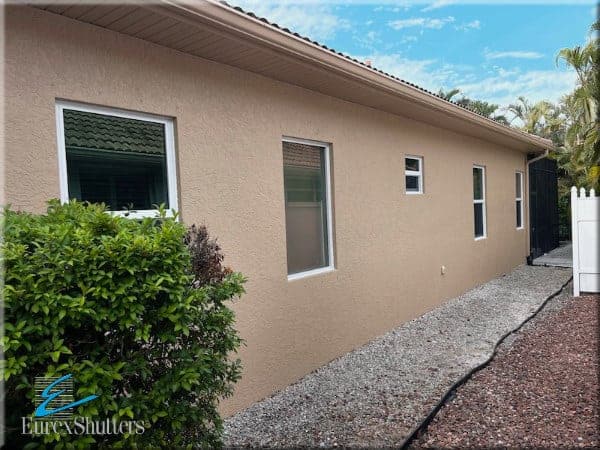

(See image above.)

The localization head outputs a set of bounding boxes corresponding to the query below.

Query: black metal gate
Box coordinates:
[529,157,559,259]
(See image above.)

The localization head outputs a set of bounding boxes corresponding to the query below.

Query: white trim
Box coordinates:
[515,171,524,230]
[405,155,423,194]
[55,100,179,218]
[287,266,335,282]
[282,136,335,280]
[473,165,487,240]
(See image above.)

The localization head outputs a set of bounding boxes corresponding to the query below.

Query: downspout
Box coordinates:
[527,149,550,166]
[526,149,550,265]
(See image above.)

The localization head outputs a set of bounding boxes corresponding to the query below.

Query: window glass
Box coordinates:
[516,200,523,228]
[283,141,330,275]
[473,167,484,200]
[63,109,168,211]
[406,175,420,191]
[405,157,420,172]
[474,203,485,238]
[515,172,522,198]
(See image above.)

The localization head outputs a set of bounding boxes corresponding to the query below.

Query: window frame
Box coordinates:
[515,171,524,230]
[55,100,179,219]
[405,155,424,195]
[473,165,487,240]
[282,136,335,281]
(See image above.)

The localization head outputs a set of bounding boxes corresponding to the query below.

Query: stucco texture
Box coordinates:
[4,6,529,415]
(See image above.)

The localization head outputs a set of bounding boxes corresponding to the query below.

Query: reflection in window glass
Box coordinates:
[283,141,331,275]
[63,109,168,211]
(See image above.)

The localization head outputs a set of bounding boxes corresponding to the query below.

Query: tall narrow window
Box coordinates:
[282,139,333,279]
[473,165,486,239]
[516,171,524,229]
[56,101,178,218]
[405,156,423,194]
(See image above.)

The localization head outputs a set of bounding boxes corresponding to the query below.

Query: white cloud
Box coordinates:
[351,53,577,111]
[454,20,481,31]
[421,0,455,12]
[389,16,455,30]
[232,0,349,41]
[457,68,577,107]
[484,49,544,60]
[352,53,462,92]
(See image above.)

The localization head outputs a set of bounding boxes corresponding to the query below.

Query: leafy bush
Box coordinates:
[558,191,571,241]
[1,200,245,448]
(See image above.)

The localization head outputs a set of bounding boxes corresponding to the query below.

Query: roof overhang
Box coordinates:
[31,0,553,154]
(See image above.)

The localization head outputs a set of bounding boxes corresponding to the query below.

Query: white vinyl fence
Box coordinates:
[571,186,599,296]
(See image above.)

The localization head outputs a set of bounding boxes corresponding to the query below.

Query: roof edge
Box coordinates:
[154,0,553,152]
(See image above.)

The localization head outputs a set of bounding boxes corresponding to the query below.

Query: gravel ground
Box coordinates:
[413,289,599,449]
[224,266,571,448]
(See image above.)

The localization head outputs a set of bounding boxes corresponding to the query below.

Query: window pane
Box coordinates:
[283,141,329,275]
[515,172,522,198]
[473,167,483,200]
[64,109,168,210]
[406,175,420,191]
[405,157,420,172]
[474,203,484,237]
[516,200,522,227]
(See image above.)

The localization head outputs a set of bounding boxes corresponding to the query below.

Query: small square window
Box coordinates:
[56,102,178,218]
[405,156,423,194]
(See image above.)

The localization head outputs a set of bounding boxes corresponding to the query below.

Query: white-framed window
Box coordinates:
[55,100,178,219]
[473,165,487,239]
[405,155,423,194]
[516,171,524,229]
[282,137,334,280]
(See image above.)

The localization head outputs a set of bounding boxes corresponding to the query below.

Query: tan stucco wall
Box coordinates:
[4,6,529,415]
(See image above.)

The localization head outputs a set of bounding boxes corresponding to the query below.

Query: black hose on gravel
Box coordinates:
[399,275,573,449]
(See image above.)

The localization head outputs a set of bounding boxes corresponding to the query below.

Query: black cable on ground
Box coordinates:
[399,275,573,450]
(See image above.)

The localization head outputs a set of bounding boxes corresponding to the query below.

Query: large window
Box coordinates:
[515,171,524,229]
[282,138,334,279]
[56,101,178,218]
[473,165,486,239]
[405,156,423,194]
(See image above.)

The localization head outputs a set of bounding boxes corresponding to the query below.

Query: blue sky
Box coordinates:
[232,1,595,109]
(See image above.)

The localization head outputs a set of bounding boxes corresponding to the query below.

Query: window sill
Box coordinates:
[287,266,335,281]
[474,236,487,241]
[405,191,423,195]
[109,209,177,220]
[516,227,525,231]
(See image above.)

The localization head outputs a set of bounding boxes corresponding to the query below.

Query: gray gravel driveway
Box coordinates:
[224,265,572,448]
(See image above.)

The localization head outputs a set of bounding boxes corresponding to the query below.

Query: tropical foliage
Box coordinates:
[438,88,509,124]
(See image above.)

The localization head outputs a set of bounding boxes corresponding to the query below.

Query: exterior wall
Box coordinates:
[4,7,529,415]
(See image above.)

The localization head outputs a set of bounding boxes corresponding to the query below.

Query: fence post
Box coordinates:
[571,186,580,296]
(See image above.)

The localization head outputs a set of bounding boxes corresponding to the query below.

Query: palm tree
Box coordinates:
[554,28,599,188]
[438,88,461,101]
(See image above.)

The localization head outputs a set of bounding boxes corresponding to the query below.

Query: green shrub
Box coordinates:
[558,191,571,241]
[1,200,245,448]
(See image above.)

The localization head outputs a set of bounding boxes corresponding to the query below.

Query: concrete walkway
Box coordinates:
[532,242,573,268]
[224,265,572,448]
